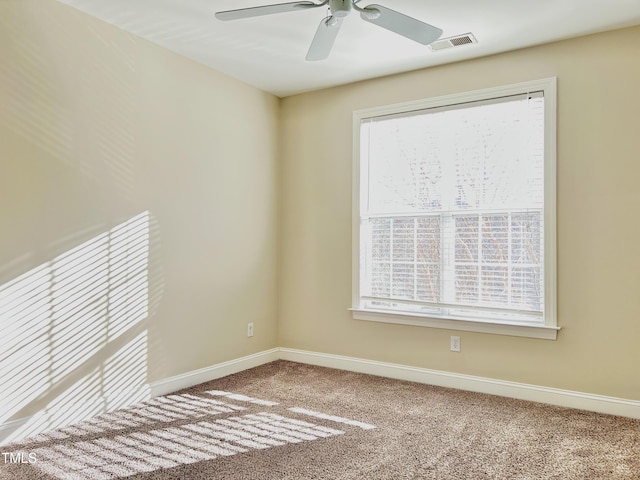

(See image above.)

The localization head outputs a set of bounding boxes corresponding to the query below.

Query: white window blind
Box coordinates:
[355,85,554,328]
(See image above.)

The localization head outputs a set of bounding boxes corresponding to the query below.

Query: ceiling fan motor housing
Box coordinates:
[329,0,351,17]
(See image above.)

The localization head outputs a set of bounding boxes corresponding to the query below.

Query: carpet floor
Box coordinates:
[1,360,639,479]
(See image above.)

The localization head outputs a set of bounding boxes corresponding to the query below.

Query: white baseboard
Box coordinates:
[0,348,279,446]
[279,348,640,419]
[3,346,638,446]
[0,386,150,446]
[148,348,280,398]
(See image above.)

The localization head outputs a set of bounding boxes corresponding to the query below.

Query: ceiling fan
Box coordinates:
[215,0,443,61]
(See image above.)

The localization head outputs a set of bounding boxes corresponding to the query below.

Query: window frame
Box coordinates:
[351,78,558,340]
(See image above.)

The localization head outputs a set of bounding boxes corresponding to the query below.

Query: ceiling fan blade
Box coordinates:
[306,16,343,61]
[360,4,443,45]
[215,1,323,21]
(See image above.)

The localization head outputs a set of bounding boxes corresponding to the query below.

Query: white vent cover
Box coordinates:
[430,33,477,52]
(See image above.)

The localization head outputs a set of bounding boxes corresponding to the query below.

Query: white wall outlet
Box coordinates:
[450,335,461,352]
[247,323,254,337]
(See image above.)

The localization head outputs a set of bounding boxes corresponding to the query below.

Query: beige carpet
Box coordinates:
[1,360,639,479]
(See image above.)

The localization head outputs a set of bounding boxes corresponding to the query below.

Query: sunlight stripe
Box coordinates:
[288,407,376,430]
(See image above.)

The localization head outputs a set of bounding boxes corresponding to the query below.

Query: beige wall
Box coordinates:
[0,0,279,428]
[279,26,640,400]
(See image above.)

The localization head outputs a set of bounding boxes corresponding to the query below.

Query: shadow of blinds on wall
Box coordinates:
[0,212,151,442]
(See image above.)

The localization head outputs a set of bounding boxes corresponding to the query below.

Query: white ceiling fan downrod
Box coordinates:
[328,0,350,17]
[327,0,381,20]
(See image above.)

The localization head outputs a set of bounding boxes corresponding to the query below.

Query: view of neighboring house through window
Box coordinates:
[352,79,557,337]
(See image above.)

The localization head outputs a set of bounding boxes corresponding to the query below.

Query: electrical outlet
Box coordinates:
[450,335,461,352]
[247,323,254,337]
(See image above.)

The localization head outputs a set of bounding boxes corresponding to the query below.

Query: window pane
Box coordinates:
[511,213,542,265]
[417,216,440,264]
[371,218,391,262]
[481,215,509,264]
[455,265,478,303]
[481,265,509,304]
[417,263,440,302]
[391,263,414,299]
[392,218,414,262]
[455,215,479,263]
[511,266,542,310]
[416,216,440,302]
[371,262,390,298]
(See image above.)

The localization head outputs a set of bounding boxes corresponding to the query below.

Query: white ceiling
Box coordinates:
[55,0,640,97]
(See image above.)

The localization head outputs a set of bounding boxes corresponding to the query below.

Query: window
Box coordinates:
[351,78,557,339]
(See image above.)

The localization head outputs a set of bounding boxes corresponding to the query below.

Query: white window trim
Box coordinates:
[351,78,558,340]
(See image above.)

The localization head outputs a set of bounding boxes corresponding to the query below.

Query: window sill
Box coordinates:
[349,308,559,340]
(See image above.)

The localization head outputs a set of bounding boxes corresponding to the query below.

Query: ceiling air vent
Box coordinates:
[430,33,477,52]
